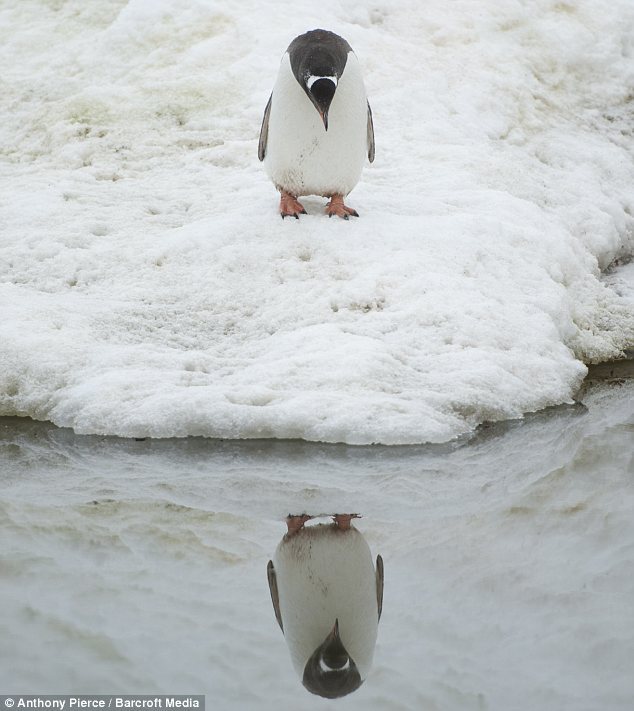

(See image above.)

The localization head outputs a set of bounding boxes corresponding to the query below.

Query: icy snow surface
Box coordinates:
[1,0,633,444]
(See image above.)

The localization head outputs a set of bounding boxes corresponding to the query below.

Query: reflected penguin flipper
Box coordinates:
[376,554,384,621]
[267,559,284,631]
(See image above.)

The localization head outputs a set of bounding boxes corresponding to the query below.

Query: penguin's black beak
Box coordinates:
[321,619,348,669]
[306,77,337,132]
[328,618,340,641]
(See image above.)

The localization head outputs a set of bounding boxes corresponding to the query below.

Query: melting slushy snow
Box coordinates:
[0,0,633,444]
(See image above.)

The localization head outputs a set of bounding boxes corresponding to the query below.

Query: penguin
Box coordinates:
[267,514,384,698]
[258,29,375,219]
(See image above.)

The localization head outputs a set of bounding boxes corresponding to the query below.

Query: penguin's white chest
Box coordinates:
[264,52,368,197]
[273,526,379,679]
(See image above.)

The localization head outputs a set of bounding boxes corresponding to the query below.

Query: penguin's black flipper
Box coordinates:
[367,101,375,164]
[375,554,384,621]
[258,94,272,162]
[267,559,284,631]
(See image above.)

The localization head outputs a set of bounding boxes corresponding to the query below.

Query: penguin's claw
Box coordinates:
[325,195,359,219]
[286,513,314,535]
[279,192,306,219]
[332,513,361,530]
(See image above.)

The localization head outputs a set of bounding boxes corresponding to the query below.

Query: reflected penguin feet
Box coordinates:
[325,194,359,220]
[286,513,314,535]
[332,513,361,530]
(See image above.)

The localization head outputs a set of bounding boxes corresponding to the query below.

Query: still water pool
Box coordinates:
[1,374,632,710]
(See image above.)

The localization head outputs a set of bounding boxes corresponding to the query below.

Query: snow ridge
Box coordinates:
[1,0,633,443]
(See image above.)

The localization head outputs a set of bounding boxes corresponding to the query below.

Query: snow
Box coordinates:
[0,0,633,444]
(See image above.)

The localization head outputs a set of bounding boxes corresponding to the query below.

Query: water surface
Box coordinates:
[1,375,633,710]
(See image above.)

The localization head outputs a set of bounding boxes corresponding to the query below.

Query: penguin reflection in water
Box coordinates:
[258,29,375,219]
[267,514,384,698]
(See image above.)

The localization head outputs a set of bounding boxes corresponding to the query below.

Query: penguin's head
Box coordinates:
[302,619,363,698]
[288,29,352,131]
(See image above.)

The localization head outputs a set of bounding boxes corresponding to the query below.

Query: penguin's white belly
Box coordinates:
[265,53,368,197]
[273,525,379,679]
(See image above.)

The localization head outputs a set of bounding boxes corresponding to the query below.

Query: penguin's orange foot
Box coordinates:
[325,195,359,220]
[286,513,313,535]
[280,191,307,219]
[332,513,361,530]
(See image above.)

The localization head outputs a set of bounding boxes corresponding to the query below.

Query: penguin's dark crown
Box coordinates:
[288,29,352,86]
